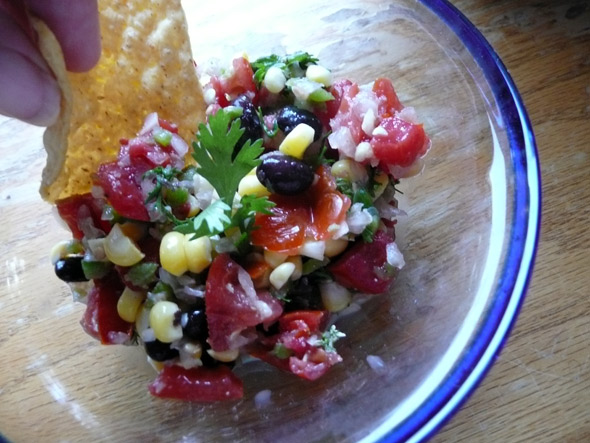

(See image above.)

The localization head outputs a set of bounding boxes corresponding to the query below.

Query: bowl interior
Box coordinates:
[0,1,532,441]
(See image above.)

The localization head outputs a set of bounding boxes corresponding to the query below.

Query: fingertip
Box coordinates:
[26,0,101,72]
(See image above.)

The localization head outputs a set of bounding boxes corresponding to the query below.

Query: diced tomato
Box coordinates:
[372,78,402,116]
[56,193,112,239]
[251,196,310,253]
[247,310,339,381]
[126,138,171,172]
[206,254,283,351]
[370,116,427,168]
[95,162,149,221]
[148,365,243,401]
[328,230,396,294]
[315,79,354,128]
[157,118,179,134]
[208,57,257,107]
[278,310,328,334]
[251,166,350,251]
[80,272,133,344]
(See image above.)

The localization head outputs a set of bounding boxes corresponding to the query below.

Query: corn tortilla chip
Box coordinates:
[36,0,206,202]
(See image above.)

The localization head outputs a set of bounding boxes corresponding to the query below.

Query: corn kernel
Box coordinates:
[187,194,201,217]
[238,174,271,197]
[299,240,326,260]
[305,64,333,87]
[372,170,389,200]
[160,231,188,276]
[147,356,165,372]
[183,341,203,360]
[135,303,151,335]
[149,301,183,343]
[263,65,287,94]
[286,255,303,280]
[269,262,296,289]
[264,249,288,268]
[279,123,315,159]
[184,235,212,273]
[331,158,368,183]
[119,222,147,242]
[104,223,145,267]
[324,238,349,257]
[117,287,146,323]
[320,281,352,312]
[207,348,240,362]
[50,240,70,265]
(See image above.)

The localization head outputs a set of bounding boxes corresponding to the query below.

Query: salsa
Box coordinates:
[51,52,429,401]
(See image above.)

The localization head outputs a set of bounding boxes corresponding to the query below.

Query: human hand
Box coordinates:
[0,0,100,126]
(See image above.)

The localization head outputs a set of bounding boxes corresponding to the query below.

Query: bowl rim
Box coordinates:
[370,1,542,442]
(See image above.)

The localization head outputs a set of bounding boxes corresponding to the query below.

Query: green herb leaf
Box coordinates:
[174,199,231,239]
[125,262,159,288]
[143,165,184,224]
[319,325,346,353]
[192,109,264,205]
[251,52,319,87]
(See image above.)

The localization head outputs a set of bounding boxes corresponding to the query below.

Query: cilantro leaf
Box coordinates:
[192,109,264,205]
[174,200,231,238]
[143,166,184,224]
[319,325,346,353]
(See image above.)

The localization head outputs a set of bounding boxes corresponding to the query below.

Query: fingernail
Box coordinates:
[0,47,61,126]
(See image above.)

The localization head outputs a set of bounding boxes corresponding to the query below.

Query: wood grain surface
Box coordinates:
[435,1,590,442]
[0,1,588,442]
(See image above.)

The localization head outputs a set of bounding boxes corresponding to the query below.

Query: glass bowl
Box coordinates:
[0,0,540,441]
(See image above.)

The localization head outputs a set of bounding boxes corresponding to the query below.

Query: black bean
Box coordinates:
[276,106,323,141]
[256,152,314,195]
[232,95,262,149]
[144,339,179,362]
[182,308,208,341]
[54,256,88,282]
[285,276,323,312]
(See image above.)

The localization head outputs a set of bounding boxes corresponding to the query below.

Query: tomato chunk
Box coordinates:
[206,254,283,351]
[95,162,149,221]
[81,272,133,344]
[148,365,243,401]
[56,193,111,239]
[328,230,396,294]
[370,116,427,168]
[372,78,402,116]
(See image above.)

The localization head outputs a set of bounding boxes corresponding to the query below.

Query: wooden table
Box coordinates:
[433,1,590,441]
[0,1,588,441]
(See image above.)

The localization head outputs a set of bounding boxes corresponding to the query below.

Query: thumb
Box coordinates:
[0,46,60,126]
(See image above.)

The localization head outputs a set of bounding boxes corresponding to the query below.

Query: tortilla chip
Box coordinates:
[36,0,206,202]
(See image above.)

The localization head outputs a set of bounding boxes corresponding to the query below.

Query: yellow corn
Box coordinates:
[207,348,239,362]
[264,249,288,268]
[147,356,165,372]
[269,262,296,289]
[117,287,146,323]
[119,222,147,242]
[286,255,303,280]
[187,194,201,217]
[184,234,212,273]
[183,341,203,360]
[160,231,188,276]
[372,170,389,200]
[320,281,352,312]
[135,303,151,335]
[279,123,315,159]
[324,238,349,257]
[331,158,368,183]
[104,223,145,267]
[238,174,270,197]
[305,64,332,87]
[149,301,183,343]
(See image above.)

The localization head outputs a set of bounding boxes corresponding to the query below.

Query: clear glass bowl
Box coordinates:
[0,1,540,441]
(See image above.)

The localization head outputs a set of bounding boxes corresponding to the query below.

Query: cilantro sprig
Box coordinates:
[251,52,319,87]
[143,166,184,224]
[174,110,274,243]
